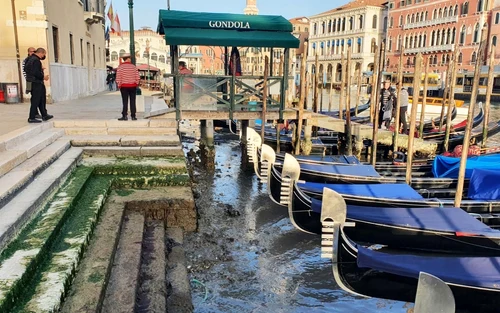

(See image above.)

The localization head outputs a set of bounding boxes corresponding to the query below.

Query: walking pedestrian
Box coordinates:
[116,53,140,121]
[378,81,395,129]
[396,81,409,134]
[24,48,53,123]
[22,47,42,119]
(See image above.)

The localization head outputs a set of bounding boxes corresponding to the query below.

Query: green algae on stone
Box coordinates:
[87,271,105,283]
[112,175,190,189]
[82,157,188,176]
[17,176,112,313]
[0,167,94,313]
[115,189,135,197]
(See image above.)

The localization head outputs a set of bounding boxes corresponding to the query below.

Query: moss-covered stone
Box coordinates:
[112,175,191,189]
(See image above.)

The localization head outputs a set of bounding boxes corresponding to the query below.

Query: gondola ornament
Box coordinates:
[281,154,301,206]
[259,144,276,183]
[246,128,261,164]
[414,272,455,313]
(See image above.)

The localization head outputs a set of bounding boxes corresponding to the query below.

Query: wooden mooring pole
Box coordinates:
[482,47,496,148]
[393,47,404,152]
[260,56,269,143]
[455,27,487,208]
[276,54,284,153]
[444,46,460,152]
[370,42,384,166]
[355,65,362,115]
[419,57,430,138]
[369,46,380,124]
[439,58,453,129]
[339,51,346,120]
[346,48,353,155]
[313,54,319,113]
[295,42,308,155]
[406,53,423,185]
[329,65,334,111]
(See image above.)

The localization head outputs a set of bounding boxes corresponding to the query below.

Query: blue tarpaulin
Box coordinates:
[432,154,500,178]
[311,197,500,235]
[298,182,423,199]
[468,169,500,200]
[300,163,381,177]
[357,245,500,290]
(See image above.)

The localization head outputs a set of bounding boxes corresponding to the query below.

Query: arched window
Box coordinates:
[458,52,463,63]
[496,13,500,24]
[390,17,394,27]
[342,17,346,31]
[471,51,477,63]
[159,55,166,63]
[477,0,483,12]
[449,6,454,16]
[371,38,377,53]
[333,19,337,32]
[407,58,411,66]
[151,52,158,61]
[405,36,409,48]
[493,36,498,46]
[431,30,436,45]
[442,54,446,64]
[460,25,466,44]
[357,38,362,53]
[337,19,341,31]
[322,22,326,34]
[438,8,442,18]
[462,2,469,15]
[119,49,126,57]
[406,15,410,24]
[399,15,403,26]
[425,11,429,20]
[359,15,364,29]
[433,9,437,19]
[451,28,456,44]
[313,23,317,35]
[410,36,414,48]
[372,15,377,29]
[411,14,415,23]
[444,7,448,17]
[473,23,480,43]
[349,17,354,30]
[388,37,393,51]
[441,29,446,45]
[446,29,451,44]
[423,34,427,47]
[143,51,148,58]
[111,51,118,61]
[397,35,401,50]
[328,20,332,32]
[418,35,423,47]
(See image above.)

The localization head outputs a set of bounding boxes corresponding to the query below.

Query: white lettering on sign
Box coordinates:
[208,21,251,29]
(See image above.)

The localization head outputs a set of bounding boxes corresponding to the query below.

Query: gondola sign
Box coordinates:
[208,21,251,29]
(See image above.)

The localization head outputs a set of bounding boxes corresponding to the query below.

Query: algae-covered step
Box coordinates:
[82,156,188,176]
[9,176,112,313]
[0,167,93,312]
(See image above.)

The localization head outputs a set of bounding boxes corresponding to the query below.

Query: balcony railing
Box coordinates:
[403,15,458,30]
[307,53,364,61]
[404,44,454,54]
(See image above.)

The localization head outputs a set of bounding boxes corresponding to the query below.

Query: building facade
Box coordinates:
[199,46,224,75]
[1,0,107,103]
[386,0,496,79]
[307,0,388,85]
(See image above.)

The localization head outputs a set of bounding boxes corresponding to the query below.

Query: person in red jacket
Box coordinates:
[116,53,140,120]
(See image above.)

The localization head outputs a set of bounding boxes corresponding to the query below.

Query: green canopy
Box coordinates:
[157,10,300,48]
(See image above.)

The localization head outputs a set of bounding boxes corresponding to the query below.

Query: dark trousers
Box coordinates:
[29,83,47,119]
[378,109,384,128]
[400,106,408,133]
[120,87,136,117]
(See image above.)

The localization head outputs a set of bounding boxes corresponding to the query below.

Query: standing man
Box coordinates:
[24,48,53,123]
[23,47,41,119]
[396,81,409,134]
[116,53,140,120]
[178,61,194,93]
[378,80,395,129]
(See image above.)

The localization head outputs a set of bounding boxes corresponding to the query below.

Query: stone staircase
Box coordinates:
[0,118,186,312]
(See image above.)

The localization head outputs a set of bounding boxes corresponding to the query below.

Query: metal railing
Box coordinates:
[403,15,458,30]
[404,44,454,54]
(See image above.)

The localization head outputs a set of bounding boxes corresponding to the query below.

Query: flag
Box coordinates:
[105,26,110,43]
[112,13,122,38]
[107,2,114,23]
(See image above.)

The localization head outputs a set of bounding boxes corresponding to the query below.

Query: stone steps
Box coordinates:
[68,135,180,147]
[0,128,64,178]
[82,146,184,157]
[0,166,93,312]
[0,147,83,252]
[0,139,71,208]
[0,123,54,152]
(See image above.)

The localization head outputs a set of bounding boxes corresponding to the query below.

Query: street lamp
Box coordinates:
[128,0,141,94]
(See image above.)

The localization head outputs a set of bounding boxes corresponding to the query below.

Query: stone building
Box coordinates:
[307,0,388,86]
[386,0,497,78]
[0,0,107,103]
[199,46,224,75]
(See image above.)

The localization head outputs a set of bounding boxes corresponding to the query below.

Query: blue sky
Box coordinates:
[109,0,350,30]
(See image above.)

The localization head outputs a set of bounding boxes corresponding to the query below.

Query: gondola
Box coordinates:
[321,188,500,312]
[422,105,458,131]
[319,99,371,118]
[444,120,500,151]
[421,102,484,140]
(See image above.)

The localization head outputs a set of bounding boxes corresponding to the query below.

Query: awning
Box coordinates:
[137,64,160,72]
[157,10,300,48]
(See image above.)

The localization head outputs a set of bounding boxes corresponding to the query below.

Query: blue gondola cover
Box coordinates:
[432,154,500,178]
[468,169,500,200]
[357,246,500,290]
[299,182,423,199]
[300,163,380,177]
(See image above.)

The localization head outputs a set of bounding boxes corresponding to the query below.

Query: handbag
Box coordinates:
[25,81,32,94]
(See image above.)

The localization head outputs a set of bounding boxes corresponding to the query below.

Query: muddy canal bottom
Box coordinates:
[184,133,411,313]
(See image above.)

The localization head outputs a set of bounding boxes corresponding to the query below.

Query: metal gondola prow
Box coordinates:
[281,154,301,205]
[259,144,276,183]
[415,272,456,313]
[246,128,261,164]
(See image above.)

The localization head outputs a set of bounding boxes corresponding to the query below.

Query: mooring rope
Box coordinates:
[191,278,209,302]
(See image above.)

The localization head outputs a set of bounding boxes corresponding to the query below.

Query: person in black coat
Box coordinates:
[24,48,53,123]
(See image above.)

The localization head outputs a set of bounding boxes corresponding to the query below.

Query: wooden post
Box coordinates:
[439,57,452,129]
[346,48,353,155]
[355,64,362,115]
[418,58,430,138]
[370,42,384,166]
[393,47,404,151]
[328,65,334,111]
[295,42,308,155]
[405,53,423,184]
[339,51,346,120]
[482,47,495,148]
[369,46,380,124]
[455,27,487,207]
[276,54,284,153]
[305,71,311,110]
[443,46,460,152]
[260,56,269,143]
[313,54,319,113]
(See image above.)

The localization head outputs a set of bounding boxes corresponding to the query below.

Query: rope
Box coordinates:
[191,278,209,302]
